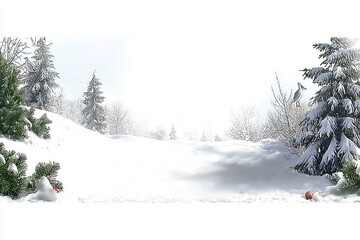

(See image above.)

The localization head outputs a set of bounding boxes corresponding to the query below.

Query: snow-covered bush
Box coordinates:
[0,143,63,200]
[226,106,264,141]
[264,74,308,146]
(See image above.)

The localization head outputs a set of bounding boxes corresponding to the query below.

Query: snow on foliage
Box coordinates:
[349,84,360,97]
[314,72,332,85]
[327,96,338,111]
[295,143,320,175]
[342,117,355,130]
[343,98,353,114]
[7,162,18,174]
[354,99,360,113]
[338,133,359,161]
[334,66,346,79]
[0,153,5,165]
[318,116,335,137]
[320,137,337,169]
[337,82,345,96]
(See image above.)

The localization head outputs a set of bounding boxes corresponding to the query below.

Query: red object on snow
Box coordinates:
[54,188,59,193]
[305,191,313,200]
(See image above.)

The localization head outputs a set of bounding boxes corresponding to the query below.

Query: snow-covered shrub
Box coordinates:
[0,143,28,199]
[27,161,63,193]
[0,143,63,200]
[338,160,360,194]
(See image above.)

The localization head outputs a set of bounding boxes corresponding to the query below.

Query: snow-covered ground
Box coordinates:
[1,110,360,239]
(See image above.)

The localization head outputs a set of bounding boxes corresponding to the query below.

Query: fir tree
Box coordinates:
[82,71,107,134]
[293,37,360,175]
[169,124,177,140]
[24,37,59,111]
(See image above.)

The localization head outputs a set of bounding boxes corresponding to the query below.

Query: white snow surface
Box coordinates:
[1,109,360,203]
[2,110,360,240]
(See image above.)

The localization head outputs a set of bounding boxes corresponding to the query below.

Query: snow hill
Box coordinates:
[1,109,357,203]
[2,110,360,240]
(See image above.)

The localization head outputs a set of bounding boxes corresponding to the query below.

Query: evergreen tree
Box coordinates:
[24,37,59,111]
[0,143,27,199]
[0,54,28,140]
[293,37,360,175]
[0,54,51,140]
[169,124,177,140]
[82,71,107,134]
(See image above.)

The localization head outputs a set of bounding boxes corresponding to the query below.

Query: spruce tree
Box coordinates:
[82,71,107,134]
[293,37,360,175]
[24,37,59,111]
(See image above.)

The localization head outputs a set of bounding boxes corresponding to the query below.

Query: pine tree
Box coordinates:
[0,54,28,140]
[0,53,52,140]
[24,37,59,111]
[293,37,360,175]
[169,124,177,140]
[0,143,28,199]
[0,142,63,200]
[82,71,107,134]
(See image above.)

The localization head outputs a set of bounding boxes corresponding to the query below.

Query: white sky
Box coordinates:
[1,0,360,136]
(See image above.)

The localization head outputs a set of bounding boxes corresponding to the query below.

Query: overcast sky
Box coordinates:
[1,0,360,136]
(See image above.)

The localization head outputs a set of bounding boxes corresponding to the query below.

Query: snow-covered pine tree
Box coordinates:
[24,37,59,111]
[169,124,177,140]
[82,71,107,134]
[0,142,63,200]
[0,54,28,140]
[0,53,51,140]
[0,143,28,199]
[293,37,360,175]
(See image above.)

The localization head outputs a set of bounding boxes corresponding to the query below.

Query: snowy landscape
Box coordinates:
[3,1,360,239]
[0,110,341,204]
[1,110,360,239]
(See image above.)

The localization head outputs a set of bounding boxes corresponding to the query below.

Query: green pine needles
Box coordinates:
[27,161,63,192]
[0,142,63,200]
[339,160,360,194]
[0,52,51,140]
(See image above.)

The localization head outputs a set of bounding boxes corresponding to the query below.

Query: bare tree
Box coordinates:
[105,102,137,135]
[0,37,29,66]
[50,89,68,116]
[184,131,199,141]
[64,98,84,124]
[226,106,264,141]
[0,37,29,81]
[264,73,308,145]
